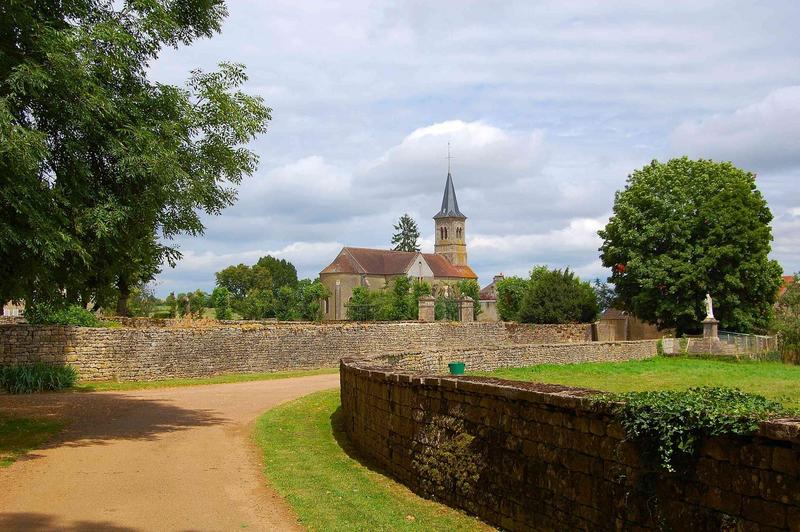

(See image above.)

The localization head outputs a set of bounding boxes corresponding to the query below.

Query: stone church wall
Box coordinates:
[1,321,593,381]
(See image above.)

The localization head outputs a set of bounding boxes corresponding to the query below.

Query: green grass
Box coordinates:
[254,389,490,531]
[475,357,800,409]
[75,367,338,392]
[0,415,65,467]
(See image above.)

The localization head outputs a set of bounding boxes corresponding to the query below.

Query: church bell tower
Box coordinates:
[434,171,468,266]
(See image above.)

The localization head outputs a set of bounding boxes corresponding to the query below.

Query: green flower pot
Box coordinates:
[448,362,465,375]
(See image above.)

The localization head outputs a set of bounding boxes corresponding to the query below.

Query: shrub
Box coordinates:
[211,287,233,320]
[599,387,789,471]
[0,363,79,394]
[346,287,374,321]
[496,276,527,321]
[24,303,101,327]
[517,267,599,324]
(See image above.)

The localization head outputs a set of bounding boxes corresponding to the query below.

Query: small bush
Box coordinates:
[25,303,101,327]
[599,387,789,471]
[0,363,79,394]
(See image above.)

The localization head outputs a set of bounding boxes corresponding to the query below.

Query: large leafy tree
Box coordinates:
[599,158,783,334]
[0,1,271,314]
[391,214,420,252]
[255,256,298,293]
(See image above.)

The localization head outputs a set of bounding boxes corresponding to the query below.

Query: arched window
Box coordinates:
[444,227,448,239]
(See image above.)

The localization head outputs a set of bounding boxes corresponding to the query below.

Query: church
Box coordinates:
[319,171,478,320]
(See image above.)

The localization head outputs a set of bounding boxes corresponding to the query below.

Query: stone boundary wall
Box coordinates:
[340,358,800,531]
[364,340,657,373]
[1,321,590,381]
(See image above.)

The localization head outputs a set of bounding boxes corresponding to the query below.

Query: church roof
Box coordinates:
[433,172,466,219]
[421,253,478,279]
[320,247,476,279]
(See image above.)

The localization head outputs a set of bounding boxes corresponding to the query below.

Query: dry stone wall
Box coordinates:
[365,340,657,373]
[340,358,800,531]
[0,321,591,381]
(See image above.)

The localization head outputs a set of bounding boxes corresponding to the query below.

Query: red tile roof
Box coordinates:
[778,275,795,298]
[320,247,477,279]
[421,253,477,279]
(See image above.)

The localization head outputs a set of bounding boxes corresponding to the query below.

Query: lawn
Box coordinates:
[254,389,490,531]
[475,356,800,409]
[0,415,65,467]
[75,367,338,392]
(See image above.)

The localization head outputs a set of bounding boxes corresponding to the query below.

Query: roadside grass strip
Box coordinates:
[254,389,490,531]
[0,415,65,467]
[476,356,800,409]
[76,367,338,392]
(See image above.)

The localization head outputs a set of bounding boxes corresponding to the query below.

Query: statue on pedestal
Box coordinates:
[704,293,715,320]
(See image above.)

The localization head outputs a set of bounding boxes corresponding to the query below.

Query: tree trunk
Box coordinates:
[116,279,130,317]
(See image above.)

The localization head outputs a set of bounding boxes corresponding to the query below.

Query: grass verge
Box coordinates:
[76,367,338,392]
[254,389,490,531]
[475,356,800,409]
[0,415,65,467]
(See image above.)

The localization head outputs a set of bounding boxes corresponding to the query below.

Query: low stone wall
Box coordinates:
[365,340,657,373]
[340,359,800,531]
[0,321,592,381]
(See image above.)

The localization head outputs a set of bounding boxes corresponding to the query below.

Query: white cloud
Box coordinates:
[670,86,800,172]
[148,1,800,294]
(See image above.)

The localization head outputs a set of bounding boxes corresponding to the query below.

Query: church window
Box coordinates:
[444,227,448,239]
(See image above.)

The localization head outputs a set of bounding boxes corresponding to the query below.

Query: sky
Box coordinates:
[149,0,800,296]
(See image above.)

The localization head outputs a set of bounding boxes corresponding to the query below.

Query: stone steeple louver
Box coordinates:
[433,172,466,219]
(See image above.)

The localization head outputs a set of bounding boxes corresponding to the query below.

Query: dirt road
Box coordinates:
[0,374,340,531]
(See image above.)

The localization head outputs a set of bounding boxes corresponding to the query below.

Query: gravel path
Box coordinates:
[0,374,340,531]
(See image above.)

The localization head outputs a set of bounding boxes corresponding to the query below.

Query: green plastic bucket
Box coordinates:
[448,362,466,375]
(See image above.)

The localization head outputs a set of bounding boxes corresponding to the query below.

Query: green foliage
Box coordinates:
[164,292,178,318]
[127,284,158,317]
[496,276,527,321]
[24,303,101,327]
[239,288,274,320]
[176,290,208,319]
[774,274,800,362]
[294,279,330,321]
[517,267,599,324]
[211,287,233,320]
[0,363,78,394]
[593,279,617,313]
[274,285,298,321]
[599,157,783,334]
[391,213,421,252]
[457,279,482,320]
[435,293,459,321]
[600,387,789,471]
[216,264,264,301]
[344,278,431,322]
[0,2,271,312]
[345,287,374,321]
[255,256,298,293]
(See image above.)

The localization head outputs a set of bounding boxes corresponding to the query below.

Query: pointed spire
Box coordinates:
[434,171,466,219]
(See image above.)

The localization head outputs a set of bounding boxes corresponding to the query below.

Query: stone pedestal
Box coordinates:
[459,296,474,323]
[418,295,435,322]
[702,317,719,340]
